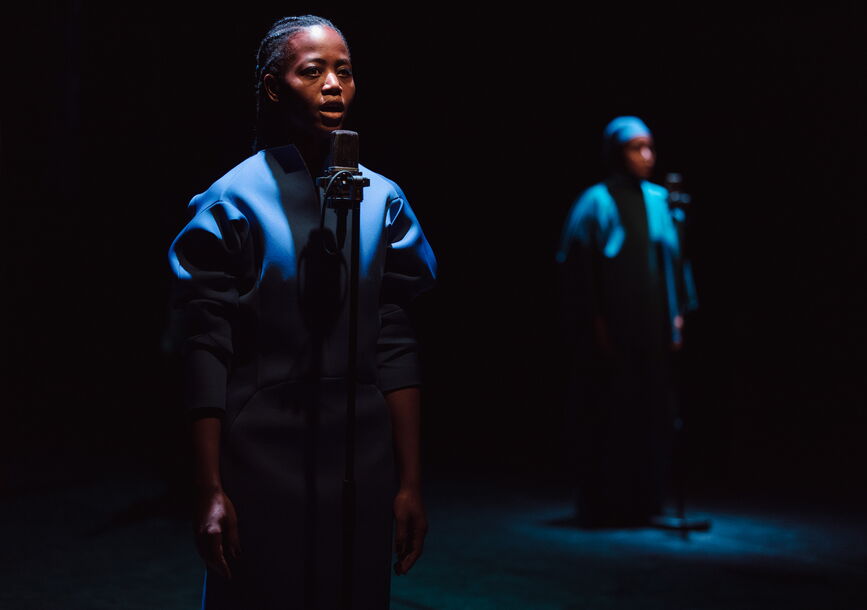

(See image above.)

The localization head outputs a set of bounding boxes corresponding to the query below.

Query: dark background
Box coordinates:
[3,3,865,505]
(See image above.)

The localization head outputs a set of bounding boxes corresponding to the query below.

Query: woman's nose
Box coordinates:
[323,72,342,93]
[641,146,654,162]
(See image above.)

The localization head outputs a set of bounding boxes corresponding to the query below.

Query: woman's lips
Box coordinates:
[319,104,345,127]
[319,102,345,114]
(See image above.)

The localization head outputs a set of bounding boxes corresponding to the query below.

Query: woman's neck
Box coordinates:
[257,118,331,176]
[279,129,330,178]
[609,170,643,188]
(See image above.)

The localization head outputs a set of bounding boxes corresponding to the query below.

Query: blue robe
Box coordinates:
[168,144,436,609]
[557,176,694,524]
[557,178,693,348]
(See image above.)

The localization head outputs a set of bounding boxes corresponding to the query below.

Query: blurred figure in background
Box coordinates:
[557,116,697,527]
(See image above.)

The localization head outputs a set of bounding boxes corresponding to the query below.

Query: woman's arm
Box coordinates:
[169,201,255,579]
[192,415,241,580]
[386,386,427,575]
[377,186,435,575]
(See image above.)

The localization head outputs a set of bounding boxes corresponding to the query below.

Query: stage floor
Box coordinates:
[2,455,865,609]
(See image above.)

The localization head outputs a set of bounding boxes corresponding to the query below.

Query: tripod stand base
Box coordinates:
[650,515,712,532]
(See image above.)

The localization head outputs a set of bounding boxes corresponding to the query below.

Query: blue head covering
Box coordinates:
[603,116,652,155]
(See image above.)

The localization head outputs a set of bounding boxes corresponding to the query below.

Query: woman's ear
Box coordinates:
[263,73,281,103]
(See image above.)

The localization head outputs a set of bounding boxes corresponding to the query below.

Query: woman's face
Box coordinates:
[622,136,655,180]
[265,25,356,137]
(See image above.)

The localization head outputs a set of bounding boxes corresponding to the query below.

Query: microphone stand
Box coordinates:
[650,173,711,539]
[316,137,370,610]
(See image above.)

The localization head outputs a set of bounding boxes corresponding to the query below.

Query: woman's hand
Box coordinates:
[194,488,241,580]
[393,487,427,575]
[385,387,426,575]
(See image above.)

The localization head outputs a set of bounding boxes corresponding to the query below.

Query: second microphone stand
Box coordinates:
[650,173,711,539]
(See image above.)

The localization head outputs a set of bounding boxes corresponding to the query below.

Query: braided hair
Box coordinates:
[253,15,348,150]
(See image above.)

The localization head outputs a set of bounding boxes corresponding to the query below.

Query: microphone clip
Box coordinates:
[316,167,370,210]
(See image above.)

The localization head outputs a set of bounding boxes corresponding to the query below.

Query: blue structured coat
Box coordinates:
[168,144,436,609]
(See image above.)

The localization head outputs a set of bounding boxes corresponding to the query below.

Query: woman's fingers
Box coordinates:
[394,511,426,575]
[204,530,232,580]
[394,511,408,555]
[393,489,428,575]
[224,512,242,560]
[195,492,240,578]
[400,523,426,573]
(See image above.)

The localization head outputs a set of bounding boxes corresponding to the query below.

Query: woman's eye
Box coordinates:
[339,68,353,78]
[301,67,321,77]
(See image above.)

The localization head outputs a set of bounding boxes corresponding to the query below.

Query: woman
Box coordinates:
[168,15,436,608]
[557,116,695,527]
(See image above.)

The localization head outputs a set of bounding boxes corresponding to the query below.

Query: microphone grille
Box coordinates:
[331,130,359,169]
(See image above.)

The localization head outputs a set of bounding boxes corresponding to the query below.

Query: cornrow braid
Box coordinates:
[253,15,348,151]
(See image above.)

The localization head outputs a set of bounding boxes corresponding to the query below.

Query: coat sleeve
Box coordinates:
[670,207,699,314]
[168,200,256,412]
[557,191,601,366]
[376,185,437,393]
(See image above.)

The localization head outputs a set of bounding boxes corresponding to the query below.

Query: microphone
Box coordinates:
[316,130,370,209]
[665,172,692,210]
[330,129,360,171]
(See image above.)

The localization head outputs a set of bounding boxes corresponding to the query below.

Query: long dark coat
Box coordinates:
[557,175,693,525]
[168,144,436,608]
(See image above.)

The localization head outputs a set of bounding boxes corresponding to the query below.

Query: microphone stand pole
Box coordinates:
[317,138,369,609]
[650,173,711,539]
[342,190,361,610]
